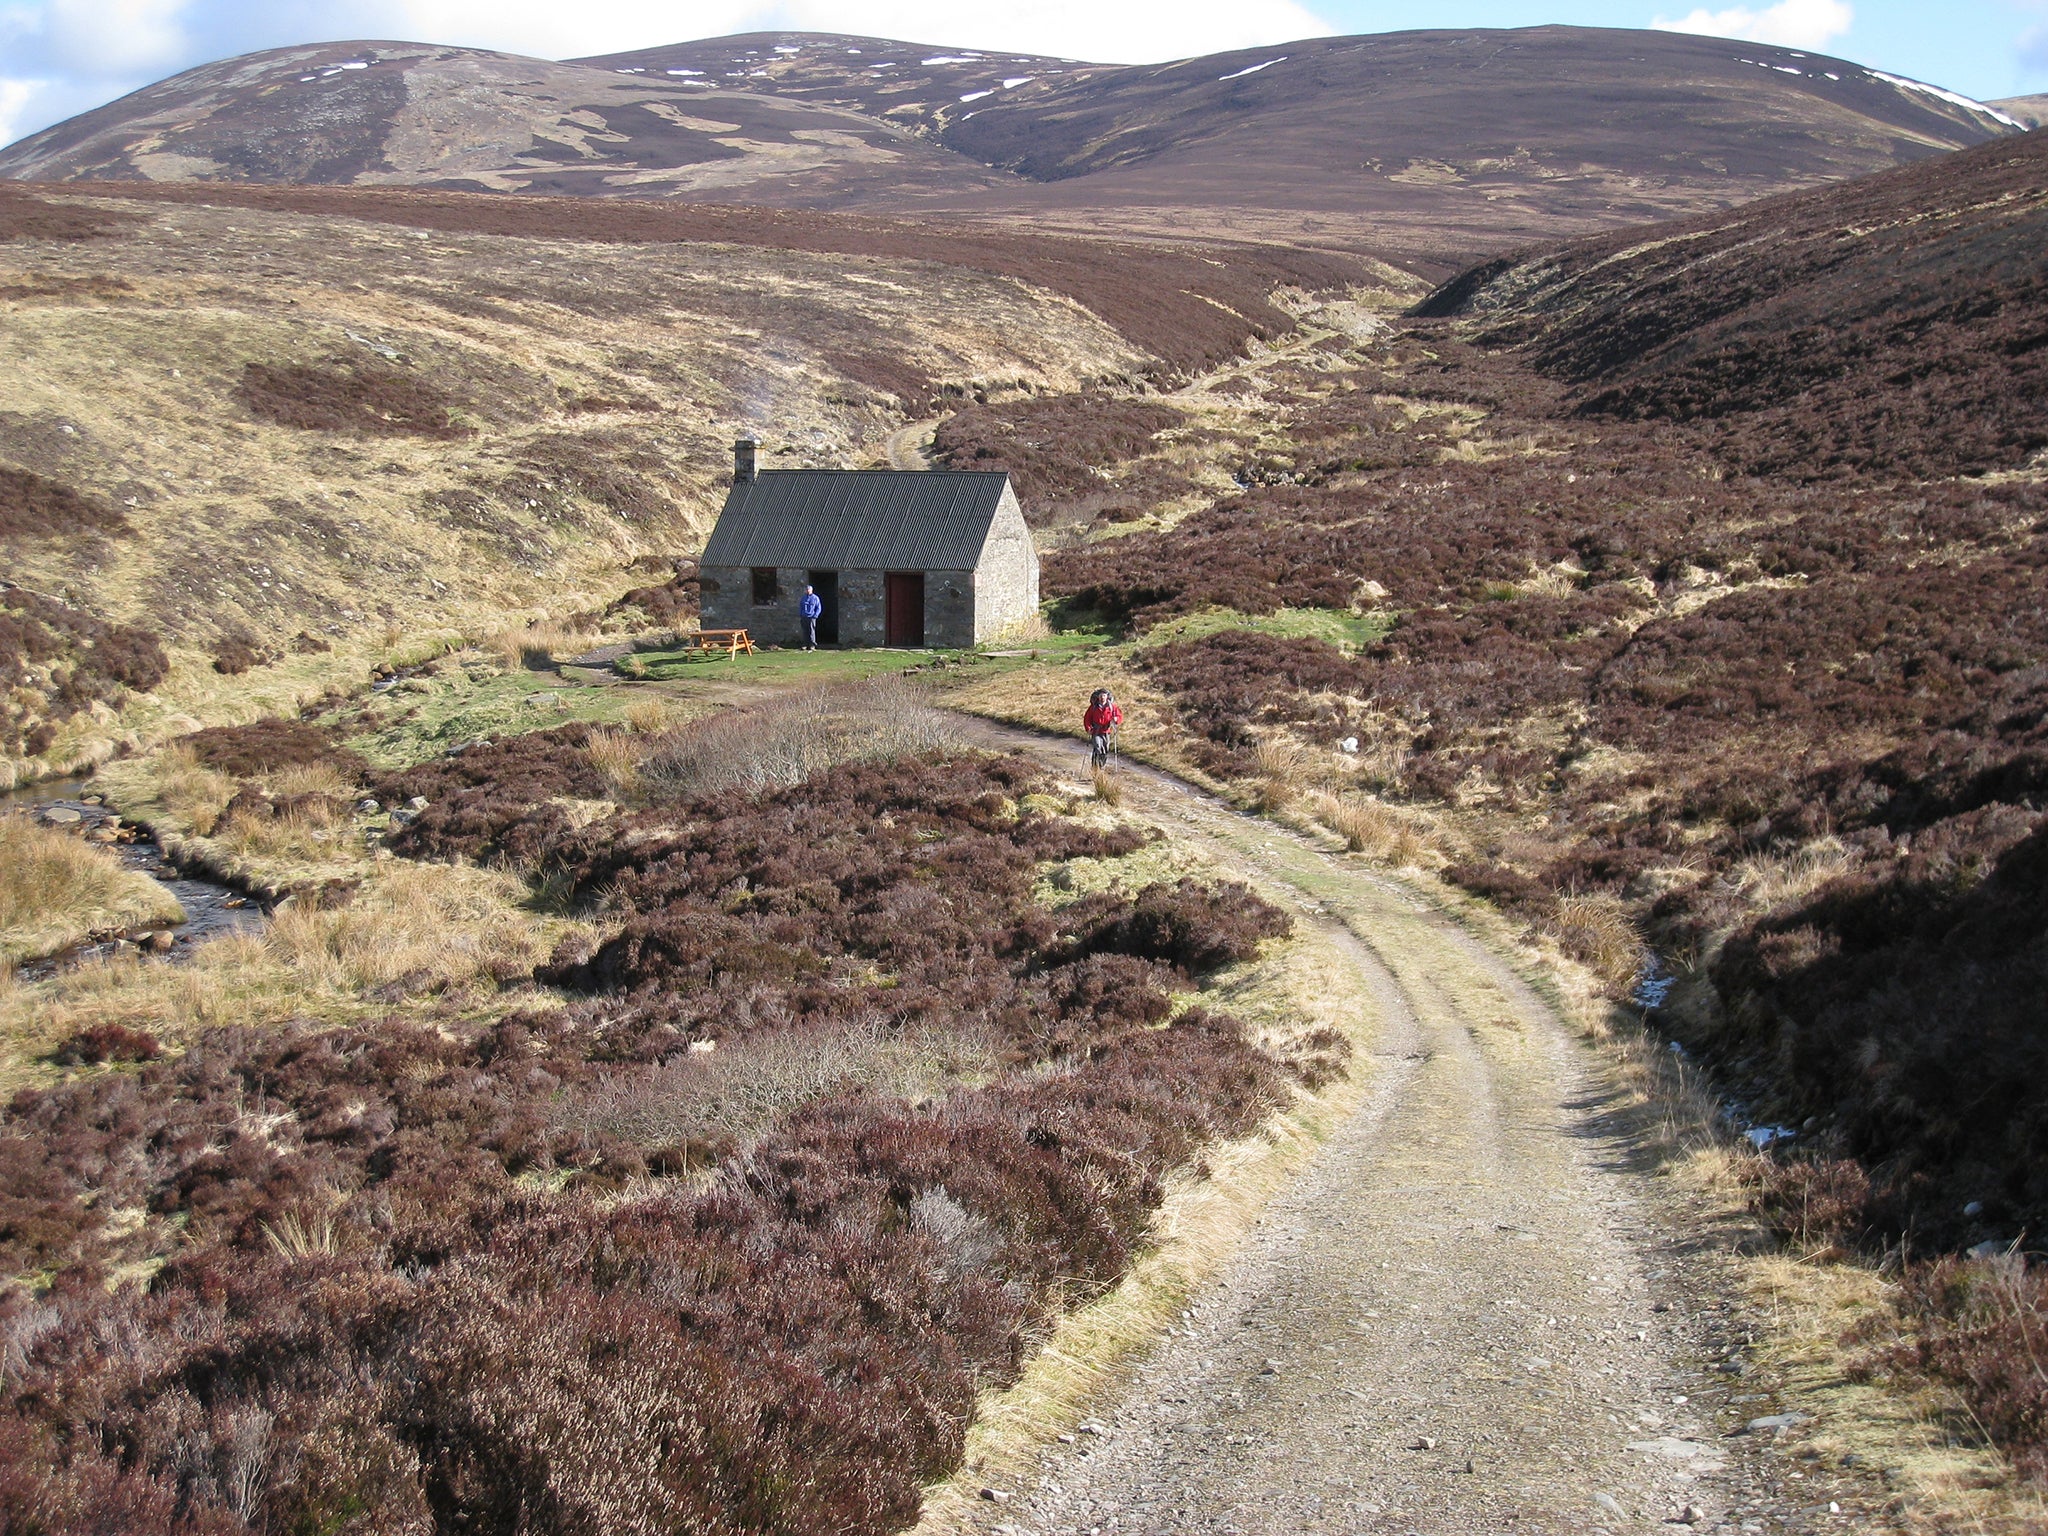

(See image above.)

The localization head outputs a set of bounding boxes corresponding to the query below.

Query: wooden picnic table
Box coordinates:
[691,628,756,658]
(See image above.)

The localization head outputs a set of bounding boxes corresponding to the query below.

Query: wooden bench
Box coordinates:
[691,628,756,658]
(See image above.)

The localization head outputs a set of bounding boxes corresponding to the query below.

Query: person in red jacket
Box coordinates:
[1084,688,1123,768]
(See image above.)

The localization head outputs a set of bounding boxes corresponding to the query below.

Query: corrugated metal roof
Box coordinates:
[701,470,1012,571]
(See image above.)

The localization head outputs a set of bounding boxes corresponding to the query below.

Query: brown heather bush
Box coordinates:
[181,717,366,780]
[370,723,609,865]
[935,394,1190,526]
[209,626,268,675]
[235,359,471,438]
[1744,1156,1874,1251]
[0,737,1295,1533]
[1884,1253,2048,1483]
[0,586,168,757]
[0,183,142,242]
[0,466,130,540]
[1425,131,2048,480]
[52,1020,162,1065]
[609,557,700,630]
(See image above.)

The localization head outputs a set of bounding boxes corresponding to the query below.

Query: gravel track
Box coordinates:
[947,716,1880,1536]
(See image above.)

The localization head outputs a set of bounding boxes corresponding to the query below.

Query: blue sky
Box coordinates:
[2,0,2041,150]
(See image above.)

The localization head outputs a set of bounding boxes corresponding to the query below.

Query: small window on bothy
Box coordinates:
[751,567,778,605]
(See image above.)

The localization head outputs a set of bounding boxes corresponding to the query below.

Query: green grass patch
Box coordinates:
[619,645,958,685]
[344,664,632,768]
[1137,606,1393,653]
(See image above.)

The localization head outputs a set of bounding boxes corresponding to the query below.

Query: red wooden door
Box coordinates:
[884,572,925,647]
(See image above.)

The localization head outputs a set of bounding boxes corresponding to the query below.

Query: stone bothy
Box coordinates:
[698,438,1039,648]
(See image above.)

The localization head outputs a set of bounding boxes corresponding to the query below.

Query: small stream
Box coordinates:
[3,777,266,980]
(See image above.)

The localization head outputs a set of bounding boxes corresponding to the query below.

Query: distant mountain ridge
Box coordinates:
[0,27,2022,257]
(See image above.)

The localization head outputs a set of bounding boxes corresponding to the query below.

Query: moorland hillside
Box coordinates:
[946,130,2047,1250]
[2,28,2020,257]
[0,178,1354,788]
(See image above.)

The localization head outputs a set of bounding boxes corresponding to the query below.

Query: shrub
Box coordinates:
[210,628,268,675]
[934,394,1188,526]
[372,724,608,864]
[182,717,365,779]
[1745,1156,1873,1250]
[0,587,168,756]
[0,467,130,540]
[1890,1255,2048,1482]
[1066,879,1291,975]
[609,558,699,628]
[53,1021,162,1065]
[637,677,947,801]
[237,359,471,438]
[0,745,1293,1534]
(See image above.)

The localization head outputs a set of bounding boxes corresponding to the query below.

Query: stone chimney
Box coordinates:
[733,436,759,484]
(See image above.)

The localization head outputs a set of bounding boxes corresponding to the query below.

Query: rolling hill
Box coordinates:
[1,177,1239,785]
[1414,128,2048,477]
[0,28,2022,259]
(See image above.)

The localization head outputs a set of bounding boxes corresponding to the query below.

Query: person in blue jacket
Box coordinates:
[799,585,823,650]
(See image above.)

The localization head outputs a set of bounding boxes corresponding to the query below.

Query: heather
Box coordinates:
[1419,131,2048,480]
[934,393,1193,529]
[0,586,167,760]
[56,181,1355,377]
[0,741,1296,1533]
[0,467,130,541]
[235,359,472,438]
[1032,261,2048,1262]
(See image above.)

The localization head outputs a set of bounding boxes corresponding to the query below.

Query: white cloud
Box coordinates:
[0,78,46,147]
[40,0,190,71]
[1650,0,1852,51]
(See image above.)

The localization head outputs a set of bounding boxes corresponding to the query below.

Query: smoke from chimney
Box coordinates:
[734,436,759,485]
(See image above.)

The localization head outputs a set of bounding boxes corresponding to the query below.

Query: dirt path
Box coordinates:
[946,716,1868,1536]
[885,419,939,470]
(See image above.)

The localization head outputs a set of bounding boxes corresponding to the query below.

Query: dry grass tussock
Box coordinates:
[640,676,948,800]
[1,861,562,1075]
[1721,836,1859,914]
[151,744,238,835]
[1309,791,1429,865]
[623,695,687,735]
[985,612,1055,645]
[1250,733,1312,811]
[1092,765,1123,805]
[583,727,644,795]
[0,817,186,967]
[266,860,547,994]
[214,796,350,863]
[489,618,601,671]
[1543,893,1644,989]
